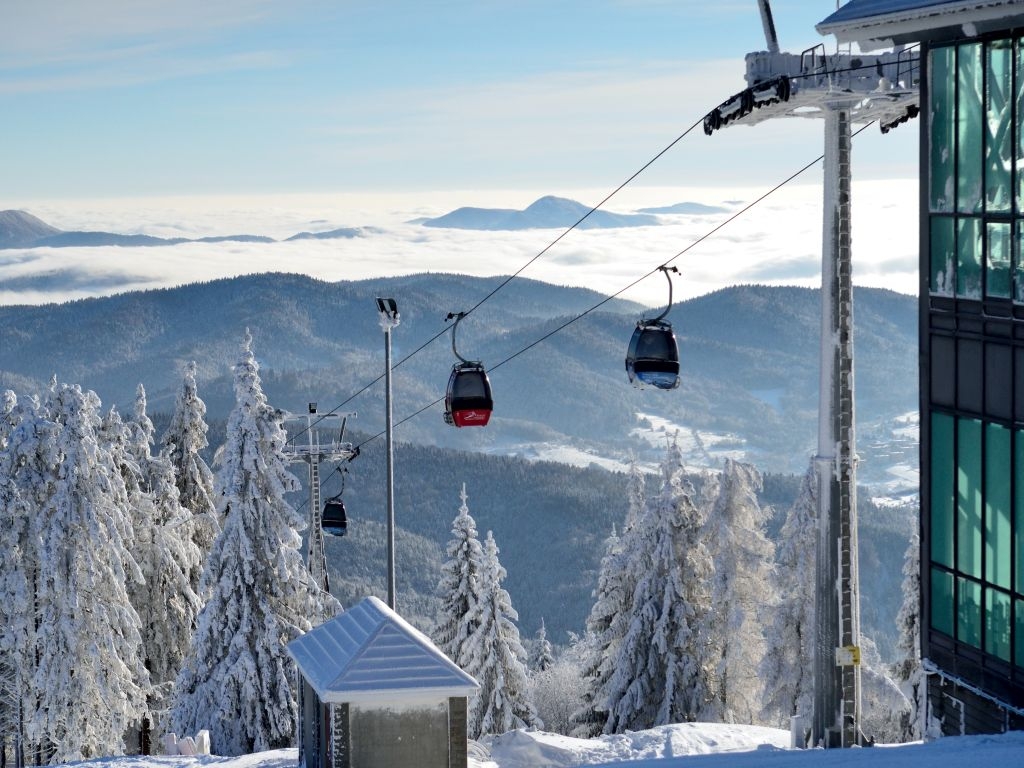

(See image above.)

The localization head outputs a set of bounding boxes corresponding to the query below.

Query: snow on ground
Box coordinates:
[55,724,1024,768]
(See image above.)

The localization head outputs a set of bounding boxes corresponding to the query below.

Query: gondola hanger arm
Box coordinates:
[651,265,680,324]
[445,311,470,364]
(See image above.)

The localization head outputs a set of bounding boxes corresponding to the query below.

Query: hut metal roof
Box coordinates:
[287,596,478,705]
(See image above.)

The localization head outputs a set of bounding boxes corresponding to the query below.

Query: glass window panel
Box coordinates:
[986,423,1012,587]
[932,45,957,213]
[986,588,1012,661]
[958,577,982,648]
[1017,432,1024,594]
[932,413,956,568]
[958,417,983,578]
[1017,38,1024,210]
[931,217,956,295]
[957,217,983,298]
[1016,599,1024,669]
[1017,221,1024,303]
[957,43,984,214]
[987,222,1012,298]
[932,568,955,636]
[986,41,1013,211]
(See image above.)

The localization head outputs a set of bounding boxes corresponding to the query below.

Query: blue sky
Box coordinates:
[1,1,916,199]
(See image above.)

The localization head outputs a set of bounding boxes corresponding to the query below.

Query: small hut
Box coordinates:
[287,596,478,768]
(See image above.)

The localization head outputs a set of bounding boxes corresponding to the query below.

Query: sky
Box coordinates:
[0,1,921,306]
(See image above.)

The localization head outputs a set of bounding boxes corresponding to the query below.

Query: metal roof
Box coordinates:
[287,596,478,705]
[817,0,1024,46]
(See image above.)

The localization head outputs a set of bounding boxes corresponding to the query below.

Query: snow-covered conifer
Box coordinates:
[27,383,148,763]
[162,361,219,590]
[434,483,485,667]
[894,528,926,741]
[124,385,203,721]
[571,524,626,737]
[530,619,555,673]
[702,458,774,724]
[760,460,817,726]
[463,531,541,737]
[0,392,33,750]
[171,331,338,756]
[604,438,712,732]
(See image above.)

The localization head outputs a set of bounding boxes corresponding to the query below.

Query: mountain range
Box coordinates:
[0,196,730,250]
[0,272,919,655]
[0,272,917,480]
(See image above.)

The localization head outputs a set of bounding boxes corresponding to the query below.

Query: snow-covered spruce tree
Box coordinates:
[125,385,203,724]
[463,531,540,738]
[171,331,338,756]
[573,461,649,736]
[702,458,774,724]
[434,483,486,668]
[894,529,926,741]
[759,460,817,727]
[27,383,149,763]
[0,391,33,754]
[604,438,713,732]
[162,361,219,594]
[530,619,555,673]
[571,524,625,737]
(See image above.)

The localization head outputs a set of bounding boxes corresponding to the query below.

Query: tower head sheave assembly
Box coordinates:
[703,1,920,135]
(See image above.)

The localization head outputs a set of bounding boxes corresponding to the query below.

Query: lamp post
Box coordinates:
[376,297,400,609]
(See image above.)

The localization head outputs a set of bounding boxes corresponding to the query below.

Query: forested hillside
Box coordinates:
[0,273,917,475]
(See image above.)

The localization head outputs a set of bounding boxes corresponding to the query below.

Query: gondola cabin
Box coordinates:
[444,362,493,427]
[626,320,680,390]
[321,496,348,536]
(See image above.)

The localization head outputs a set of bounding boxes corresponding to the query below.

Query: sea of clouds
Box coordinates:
[0,180,918,307]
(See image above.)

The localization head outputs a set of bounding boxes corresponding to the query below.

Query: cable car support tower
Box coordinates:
[283,404,357,616]
[703,0,919,748]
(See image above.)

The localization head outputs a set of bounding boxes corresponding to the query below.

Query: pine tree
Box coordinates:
[0,391,33,756]
[126,385,203,725]
[463,531,540,737]
[702,458,774,724]
[27,383,148,763]
[894,528,926,741]
[162,361,219,594]
[571,524,625,737]
[530,619,555,672]
[171,331,338,756]
[434,483,485,668]
[760,460,817,727]
[603,438,712,732]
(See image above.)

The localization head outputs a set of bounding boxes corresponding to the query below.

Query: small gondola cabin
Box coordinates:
[322,496,348,536]
[625,320,680,390]
[444,363,493,427]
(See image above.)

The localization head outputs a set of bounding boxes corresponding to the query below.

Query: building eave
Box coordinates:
[817,1,1024,48]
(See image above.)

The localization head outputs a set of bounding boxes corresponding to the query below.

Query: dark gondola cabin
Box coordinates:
[626,320,680,390]
[444,362,493,427]
[322,496,348,536]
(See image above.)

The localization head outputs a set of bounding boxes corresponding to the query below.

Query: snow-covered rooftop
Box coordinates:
[817,0,1024,47]
[286,596,478,705]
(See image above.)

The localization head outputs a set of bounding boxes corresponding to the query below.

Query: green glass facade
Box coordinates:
[925,34,1024,709]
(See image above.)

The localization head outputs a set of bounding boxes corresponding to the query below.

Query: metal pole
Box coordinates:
[376,298,400,610]
[813,106,861,748]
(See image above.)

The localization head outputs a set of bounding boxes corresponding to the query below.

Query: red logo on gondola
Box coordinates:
[454,409,491,427]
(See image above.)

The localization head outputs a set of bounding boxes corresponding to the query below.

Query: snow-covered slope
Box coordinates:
[53,725,1024,768]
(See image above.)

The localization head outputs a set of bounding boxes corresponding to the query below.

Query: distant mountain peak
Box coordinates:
[0,210,63,247]
[420,195,659,231]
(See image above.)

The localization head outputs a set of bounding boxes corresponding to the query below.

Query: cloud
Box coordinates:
[0,180,919,308]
